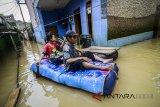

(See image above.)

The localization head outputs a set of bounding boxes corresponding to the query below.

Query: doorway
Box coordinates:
[74,8,82,35]
[46,26,59,38]
[153,5,160,38]
[86,0,93,39]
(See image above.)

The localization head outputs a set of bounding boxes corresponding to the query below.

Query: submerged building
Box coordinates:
[27,0,160,46]
[0,15,21,53]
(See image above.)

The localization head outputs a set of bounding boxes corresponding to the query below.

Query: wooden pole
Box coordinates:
[4,87,21,107]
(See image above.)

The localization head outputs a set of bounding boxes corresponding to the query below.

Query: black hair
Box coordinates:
[47,31,53,36]
[45,31,53,43]
[46,36,52,43]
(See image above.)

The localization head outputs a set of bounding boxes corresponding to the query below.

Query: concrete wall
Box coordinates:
[41,0,88,37]
[40,0,108,46]
[107,31,153,46]
[26,0,46,44]
[108,15,155,39]
[26,0,37,28]
[35,8,46,44]
[65,0,108,46]
[107,0,160,18]
[32,0,160,46]
[41,10,66,38]
[92,0,107,46]
[63,0,88,34]
[107,0,160,40]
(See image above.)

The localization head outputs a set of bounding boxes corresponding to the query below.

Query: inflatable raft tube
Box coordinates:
[30,59,119,95]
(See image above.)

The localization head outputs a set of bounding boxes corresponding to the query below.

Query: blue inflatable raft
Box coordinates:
[30,59,119,95]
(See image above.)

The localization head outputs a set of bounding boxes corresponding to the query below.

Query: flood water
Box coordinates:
[0,39,160,107]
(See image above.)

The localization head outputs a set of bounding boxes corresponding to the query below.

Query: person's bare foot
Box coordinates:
[103,58,113,64]
[100,65,113,71]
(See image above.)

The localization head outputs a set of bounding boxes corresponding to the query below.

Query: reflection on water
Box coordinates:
[0,39,160,107]
[0,49,17,107]
[152,74,160,93]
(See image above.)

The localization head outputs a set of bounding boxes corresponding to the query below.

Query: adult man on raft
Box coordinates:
[63,30,114,72]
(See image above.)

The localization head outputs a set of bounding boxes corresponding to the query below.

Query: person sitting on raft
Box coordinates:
[38,31,67,65]
[63,30,113,72]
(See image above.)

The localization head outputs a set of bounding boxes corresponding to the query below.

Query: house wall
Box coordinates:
[63,0,108,46]
[92,0,107,46]
[40,0,88,38]
[41,10,66,38]
[106,0,160,46]
[34,7,46,44]
[40,0,108,46]
[107,0,160,40]
[63,0,88,34]
[107,31,153,47]
[26,0,37,28]
[28,0,46,44]
[32,0,160,46]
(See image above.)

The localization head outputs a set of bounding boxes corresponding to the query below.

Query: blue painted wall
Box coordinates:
[42,10,58,25]
[39,0,108,46]
[41,10,67,38]
[37,8,46,41]
[107,31,153,47]
[33,7,46,44]
[34,0,153,47]
[63,0,88,34]
[64,0,108,46]
[33,0,39,8]
[92,0,108,46]
[33,27,44,44]
[41,0,89,37]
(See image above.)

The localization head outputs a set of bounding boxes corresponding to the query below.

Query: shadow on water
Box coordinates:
[0,48,17,107]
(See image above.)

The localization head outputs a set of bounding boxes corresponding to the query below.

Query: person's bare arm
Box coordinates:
[59,37,67,48]
[38,53,50,65]
[37,54,44,66]
[60,41,65,49]
[75,48,82,54]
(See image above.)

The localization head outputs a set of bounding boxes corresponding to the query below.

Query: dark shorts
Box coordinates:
[49,55,63,65]
[68,51,95,72]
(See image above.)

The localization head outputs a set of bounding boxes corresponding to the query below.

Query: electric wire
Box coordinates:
[44,1,107,27]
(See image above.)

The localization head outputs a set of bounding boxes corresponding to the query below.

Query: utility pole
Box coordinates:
[16,0,29,40]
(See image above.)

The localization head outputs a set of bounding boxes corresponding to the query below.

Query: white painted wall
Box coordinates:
[26,0,37,28]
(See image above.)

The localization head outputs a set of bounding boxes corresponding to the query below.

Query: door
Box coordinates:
[86,0,93,39]
[74,8,82,35]
[153,5,160,38]
[46,26,59,38]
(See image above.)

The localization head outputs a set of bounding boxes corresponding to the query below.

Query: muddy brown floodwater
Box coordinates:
[0,39,160,107]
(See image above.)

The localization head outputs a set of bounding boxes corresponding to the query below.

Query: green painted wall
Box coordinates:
[0,38,6,50]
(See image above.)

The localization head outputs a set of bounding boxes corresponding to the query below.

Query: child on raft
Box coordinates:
[38,31,67,65]
[63,30,114,72]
